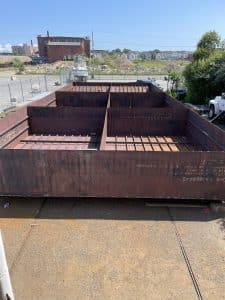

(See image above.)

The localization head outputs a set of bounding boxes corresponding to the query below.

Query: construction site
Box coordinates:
[0,82,225,299]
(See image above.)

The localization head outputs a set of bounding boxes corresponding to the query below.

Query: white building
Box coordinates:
[155,51,192,61]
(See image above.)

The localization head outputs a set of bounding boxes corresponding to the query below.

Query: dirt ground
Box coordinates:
[0,198,225,300]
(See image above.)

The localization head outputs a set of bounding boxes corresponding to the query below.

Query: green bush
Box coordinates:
[12,59,25,74]
[184,31,225,104]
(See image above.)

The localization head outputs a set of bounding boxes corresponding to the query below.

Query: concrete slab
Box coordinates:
[170,207,225,300]
[0,198,224,300]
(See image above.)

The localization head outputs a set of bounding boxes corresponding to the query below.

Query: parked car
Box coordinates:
[208,93,225,119]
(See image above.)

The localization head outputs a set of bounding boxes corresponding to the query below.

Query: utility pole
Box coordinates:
[91,31,95,79]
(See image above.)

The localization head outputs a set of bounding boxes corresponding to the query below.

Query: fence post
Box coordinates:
[59,73,62,85]
[44,75,48,91]
[20,80,24,102]
[30,78,33,96]
[38,76,41,92]
[7,84,12,103]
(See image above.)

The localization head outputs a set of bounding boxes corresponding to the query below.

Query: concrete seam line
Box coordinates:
[167,207,203,300]
[9,198,47,272]
[0,230,14,300]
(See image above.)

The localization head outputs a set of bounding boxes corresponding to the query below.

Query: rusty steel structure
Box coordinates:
[0,82,225,200]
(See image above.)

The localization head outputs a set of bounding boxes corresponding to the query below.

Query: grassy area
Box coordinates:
[91,57,190,76]
[0,55,31,65]
[132,59,189,68]
[0,55,190,76]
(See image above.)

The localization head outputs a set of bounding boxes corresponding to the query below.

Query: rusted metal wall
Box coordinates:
[110,85,149,93]
[100,94,111,150]
[110,92,165,108]
[0,87,69,149]
[28,106,106,135]
[72,82,110,93]
[56,92,108,107]
[0,150,224,200]
[0,82,225,200]
[107,108,186,136]
[1,119,29,149]
[186,110,225,151]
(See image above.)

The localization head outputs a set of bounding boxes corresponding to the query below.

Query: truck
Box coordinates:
[208,93,225,119]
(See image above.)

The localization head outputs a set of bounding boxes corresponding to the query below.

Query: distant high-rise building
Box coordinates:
[37,32,90,62]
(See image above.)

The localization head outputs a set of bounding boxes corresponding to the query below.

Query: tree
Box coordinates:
[167,71,181,96]
[13,59,25,74]
[184,31,225,104]
[110,48,122,56]
[123,48,131,54]
[197,31,220,51]
[193,31,221,60]
[221,40,225,49]
[152,49,160,60]
[183,59,210,103]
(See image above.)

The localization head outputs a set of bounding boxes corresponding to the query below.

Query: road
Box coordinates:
[0,198,225,300]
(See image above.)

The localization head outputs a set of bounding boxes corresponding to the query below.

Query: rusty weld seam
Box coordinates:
[9,198,47,273]
[167,207,203,300]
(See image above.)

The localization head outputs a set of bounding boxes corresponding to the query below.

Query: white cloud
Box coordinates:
[0,43,12,53]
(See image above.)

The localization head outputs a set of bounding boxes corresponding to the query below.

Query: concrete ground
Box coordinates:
[0,198,225,300]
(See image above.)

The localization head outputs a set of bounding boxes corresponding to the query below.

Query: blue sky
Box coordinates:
[1,0,225,52]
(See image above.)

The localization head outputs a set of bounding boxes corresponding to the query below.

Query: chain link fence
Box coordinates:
[58,70,167,83]
[0,75,67,113]
[0,73,167,113]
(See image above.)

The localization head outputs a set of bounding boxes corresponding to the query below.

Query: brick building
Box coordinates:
[37,33,90,62]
